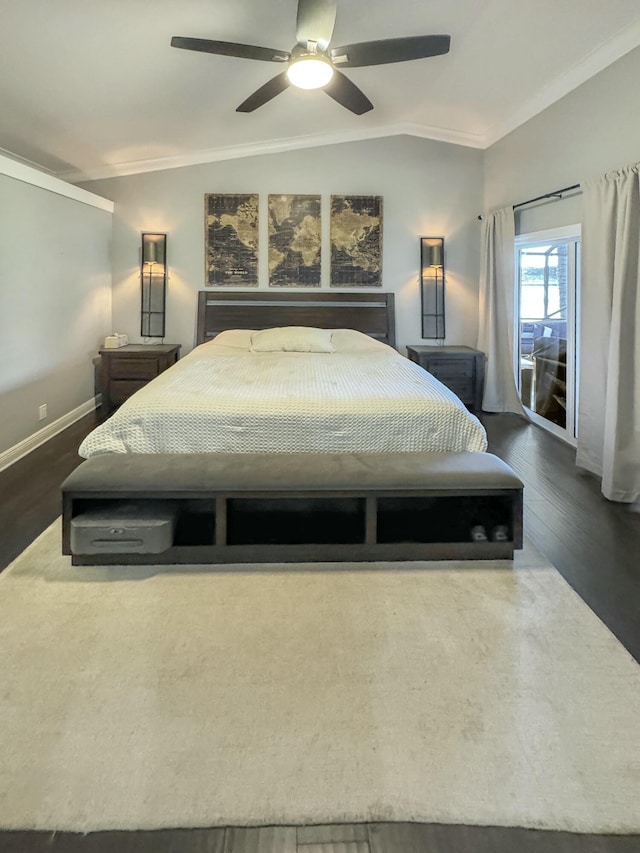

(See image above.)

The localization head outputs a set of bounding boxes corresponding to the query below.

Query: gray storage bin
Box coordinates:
[70,502,177,555]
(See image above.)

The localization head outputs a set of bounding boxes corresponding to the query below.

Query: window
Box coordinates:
[515,227,580,444]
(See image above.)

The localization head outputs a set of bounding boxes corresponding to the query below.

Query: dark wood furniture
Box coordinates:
[99,343,180,413]
[61,451,523,565]
[70,299,516,569]
[406,345,485,411]
[533,340,567,428]
[196,290,396,348]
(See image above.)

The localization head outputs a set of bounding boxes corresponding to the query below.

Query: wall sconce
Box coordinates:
[420,236,445,340]
[141,232,167,338]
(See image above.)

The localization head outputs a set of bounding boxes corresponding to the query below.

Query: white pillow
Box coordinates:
[250,326,335,353]
[210,329,255,349]
[330,329,393,353]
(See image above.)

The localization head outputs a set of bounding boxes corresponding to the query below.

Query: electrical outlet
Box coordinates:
[38,404,47,420]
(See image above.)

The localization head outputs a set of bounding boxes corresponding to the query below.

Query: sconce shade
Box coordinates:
[141,232,167,338]
[427,243,443,268]
[143,240,157,265]
[142,235,165,266]
[420,236,445,340]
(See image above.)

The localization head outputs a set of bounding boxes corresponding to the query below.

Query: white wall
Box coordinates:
[82,135,484,355]
[484,45,640,235]
[0,158,113,456]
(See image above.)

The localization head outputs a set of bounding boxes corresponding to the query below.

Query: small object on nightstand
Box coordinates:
[104,333,129,348]
[99,343,180,415]
[406,345,485,412]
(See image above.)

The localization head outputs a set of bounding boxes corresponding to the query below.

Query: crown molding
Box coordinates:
[398,122,485,149]
[0,149,114,212]
[483,18,640,148]
[0,145,58,175]
[57,122,486,184]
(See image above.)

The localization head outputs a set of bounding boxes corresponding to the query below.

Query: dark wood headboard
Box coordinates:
[196,291,396,348]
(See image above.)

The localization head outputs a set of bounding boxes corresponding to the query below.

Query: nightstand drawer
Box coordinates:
[406,345,485,412]
[109,379,150,403]
[440,377,473,394]
[110,359,159,380]
[99,344,181,414]
[425,359,474,379]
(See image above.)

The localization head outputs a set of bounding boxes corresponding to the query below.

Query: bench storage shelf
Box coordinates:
[62,452,524,565]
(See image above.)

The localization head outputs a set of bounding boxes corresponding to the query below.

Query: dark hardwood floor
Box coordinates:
[0,410,638,853]
[0,414,98,573]
[481,412,640,664]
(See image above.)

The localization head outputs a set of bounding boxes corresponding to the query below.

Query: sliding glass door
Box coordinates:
[515,227,580,444]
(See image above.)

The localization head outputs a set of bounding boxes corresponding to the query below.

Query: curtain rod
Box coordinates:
[477,183,581,220]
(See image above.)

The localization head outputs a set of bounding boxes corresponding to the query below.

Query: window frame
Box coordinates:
[514,225,581,445]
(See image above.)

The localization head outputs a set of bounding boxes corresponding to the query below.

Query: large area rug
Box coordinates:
[0,521,639,834]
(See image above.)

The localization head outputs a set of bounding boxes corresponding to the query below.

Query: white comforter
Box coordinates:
[79,330,487,457]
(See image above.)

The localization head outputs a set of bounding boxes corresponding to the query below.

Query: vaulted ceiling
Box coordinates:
[2,0,640,182]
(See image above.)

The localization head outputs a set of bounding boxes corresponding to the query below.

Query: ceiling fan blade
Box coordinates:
[324,70,373,115]
[236,72,291,112]
[330,34,450,67]
[171,37,289,63]
[296,0,337,51]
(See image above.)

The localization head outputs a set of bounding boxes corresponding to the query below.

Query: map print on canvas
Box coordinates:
[205,194,258,286]
[268,194,321,288]
[330,195,383,287]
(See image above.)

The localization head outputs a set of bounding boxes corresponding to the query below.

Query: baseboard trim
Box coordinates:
[0,397,99,473]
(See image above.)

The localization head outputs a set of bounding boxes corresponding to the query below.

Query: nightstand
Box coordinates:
[406,345,485,412]
[99,344,180,414]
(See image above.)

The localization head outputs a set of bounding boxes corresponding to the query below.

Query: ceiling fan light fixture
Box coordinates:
[172,0,452,114]
[287,55,334,89]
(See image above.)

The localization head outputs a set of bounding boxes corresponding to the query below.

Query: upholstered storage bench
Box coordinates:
[62,452,523,565]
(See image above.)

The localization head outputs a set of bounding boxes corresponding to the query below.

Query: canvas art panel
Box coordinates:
[330,195,383,287]
[268,194,321,288]
[205,193,259,286]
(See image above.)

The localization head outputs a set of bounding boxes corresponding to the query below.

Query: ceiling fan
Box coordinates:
[171,0,450,115]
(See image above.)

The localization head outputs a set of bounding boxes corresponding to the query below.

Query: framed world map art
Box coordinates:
[205,193,259,286]
[330,195,383,287]
[268,194,321,287]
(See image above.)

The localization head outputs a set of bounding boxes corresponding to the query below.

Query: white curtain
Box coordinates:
[577,164,640,502]
[477,206,525,414]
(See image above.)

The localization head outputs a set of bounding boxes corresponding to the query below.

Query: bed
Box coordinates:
[79,291,487,458]
[62,292,524,565]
